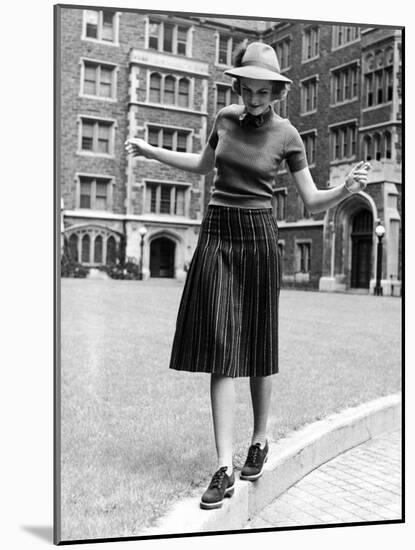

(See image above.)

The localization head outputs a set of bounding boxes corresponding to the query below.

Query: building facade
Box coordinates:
[58,7,402,293]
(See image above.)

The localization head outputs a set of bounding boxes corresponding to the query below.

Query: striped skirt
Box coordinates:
[169,205,281,378]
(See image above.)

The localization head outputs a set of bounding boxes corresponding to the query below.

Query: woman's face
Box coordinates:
[239,78,273,116]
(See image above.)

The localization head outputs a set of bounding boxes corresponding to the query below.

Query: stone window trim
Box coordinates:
[214,32,248,67]
[300,129,317,167]
[273,187,288,221]
[146,70,194,110]
[79,57,119,101]
[143,178,192,217]
[145,16,194,57]
[295,239,312,273]
[301,25,320,64]
[362,48,394,110]
[299,74,319,115]
[66,227,121,266]
[361,129,393,162]
[145,123,194,153]
[81,9,120,46]
[214,81,240,111]
[74,172,115,211]
[328,118,358,164]
[271,34,292,71]
[331,25,361,51]
[329,60,360,107]
[77,115,117,158]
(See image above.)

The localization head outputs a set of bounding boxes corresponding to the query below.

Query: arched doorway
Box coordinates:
[350,209,373,289]
[150,237,175,278]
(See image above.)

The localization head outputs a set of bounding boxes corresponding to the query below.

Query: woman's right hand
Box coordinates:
[124,138,154,158]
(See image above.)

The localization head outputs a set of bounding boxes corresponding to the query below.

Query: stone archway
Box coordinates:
[149,237,176,278]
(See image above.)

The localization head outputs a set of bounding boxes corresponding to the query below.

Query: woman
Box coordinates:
[125,42,370,510]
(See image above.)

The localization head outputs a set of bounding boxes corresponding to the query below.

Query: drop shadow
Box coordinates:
[21,525,53,543]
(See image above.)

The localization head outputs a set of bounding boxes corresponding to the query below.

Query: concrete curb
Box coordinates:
[140,393,401,536]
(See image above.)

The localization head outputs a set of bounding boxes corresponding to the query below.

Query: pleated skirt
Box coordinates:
[169,205,281,378]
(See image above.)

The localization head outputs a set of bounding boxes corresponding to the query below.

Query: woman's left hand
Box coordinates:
[344,161,371,194]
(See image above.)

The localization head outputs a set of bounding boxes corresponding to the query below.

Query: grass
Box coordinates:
[59,278,401,541]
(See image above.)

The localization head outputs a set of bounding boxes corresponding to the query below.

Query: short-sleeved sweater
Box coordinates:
[208,104,308,209]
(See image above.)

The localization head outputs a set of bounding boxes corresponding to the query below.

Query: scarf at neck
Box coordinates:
[239,106,271,128]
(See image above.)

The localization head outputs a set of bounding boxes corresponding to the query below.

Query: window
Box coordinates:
[215,84,239,111]
[301,132,316,165]
[149,73,162,103]
[78,176,112,210]
[363,51,394,108]
[84,10,117,43]
[80,118,114,155]
[218,35,231,65]
[383,131,392,159]
[273,189,286,221]
[67,230,120,266]
[147,126,191,152]
[302,26,320,62]
[274,97,288,118]
[332,25,360,49]
[147,19,190,56]
[148,73,191,108]
[216,34,244,66]
[272,37,291,70]
[362,130,393,161]
[297,242,311,273]
[81,60,116,99]
[331,64,358,104]
[330,123,357,161]
[145,182,189,216]
[300,77,318,114]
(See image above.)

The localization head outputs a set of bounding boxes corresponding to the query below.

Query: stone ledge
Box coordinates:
[139,393,401,536]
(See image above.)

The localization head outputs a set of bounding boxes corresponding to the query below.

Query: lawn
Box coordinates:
[59,278,401,541]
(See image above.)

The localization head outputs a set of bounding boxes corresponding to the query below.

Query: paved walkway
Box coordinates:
[245,429,402,528]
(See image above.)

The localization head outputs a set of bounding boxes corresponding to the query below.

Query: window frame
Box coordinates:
[147,71,193,110]
[300,75,319,115]
[146,17,192,57]
[300,129,317,167]
[328,119,358,163]
[273,188,288,221]
[302,26,320,63]
[330,61,359,106]
[82,9,120,46]
[272,35,292,71]
[143,180,191,217]
[80,58,118,101]
[76,173,114,211]
[214,82,239,111]
[332,25,361,51]
[296,240,312,273]
[77,115,117,157]
[145,124,193,153]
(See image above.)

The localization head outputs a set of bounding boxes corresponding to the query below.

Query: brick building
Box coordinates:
[58,6,402,293]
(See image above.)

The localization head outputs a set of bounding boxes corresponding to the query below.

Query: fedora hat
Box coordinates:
[224,42,292,83]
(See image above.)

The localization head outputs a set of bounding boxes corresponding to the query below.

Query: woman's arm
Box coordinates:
[125,138,215,175]
[292,161,371,214]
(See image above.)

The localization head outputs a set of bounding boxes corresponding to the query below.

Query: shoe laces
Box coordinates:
[210,467,228,489]
[246,443,262,466]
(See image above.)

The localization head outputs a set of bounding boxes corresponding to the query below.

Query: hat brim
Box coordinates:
[224,66,292,83]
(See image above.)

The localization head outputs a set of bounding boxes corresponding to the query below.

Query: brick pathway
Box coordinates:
[245,429,402,528]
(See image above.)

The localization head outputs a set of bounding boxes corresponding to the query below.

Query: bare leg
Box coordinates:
[210,373,235,473]
[249,376,273,448]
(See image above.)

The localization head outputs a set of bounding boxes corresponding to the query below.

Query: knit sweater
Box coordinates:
[208,104,308,209]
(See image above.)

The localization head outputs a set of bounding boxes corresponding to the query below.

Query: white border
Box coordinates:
[3,2,411,550]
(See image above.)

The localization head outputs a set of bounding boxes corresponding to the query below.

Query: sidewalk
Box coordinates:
[244,428,402,529]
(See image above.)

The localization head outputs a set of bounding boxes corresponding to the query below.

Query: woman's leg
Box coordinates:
[210,373,235,473]
[249,375,273,448]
